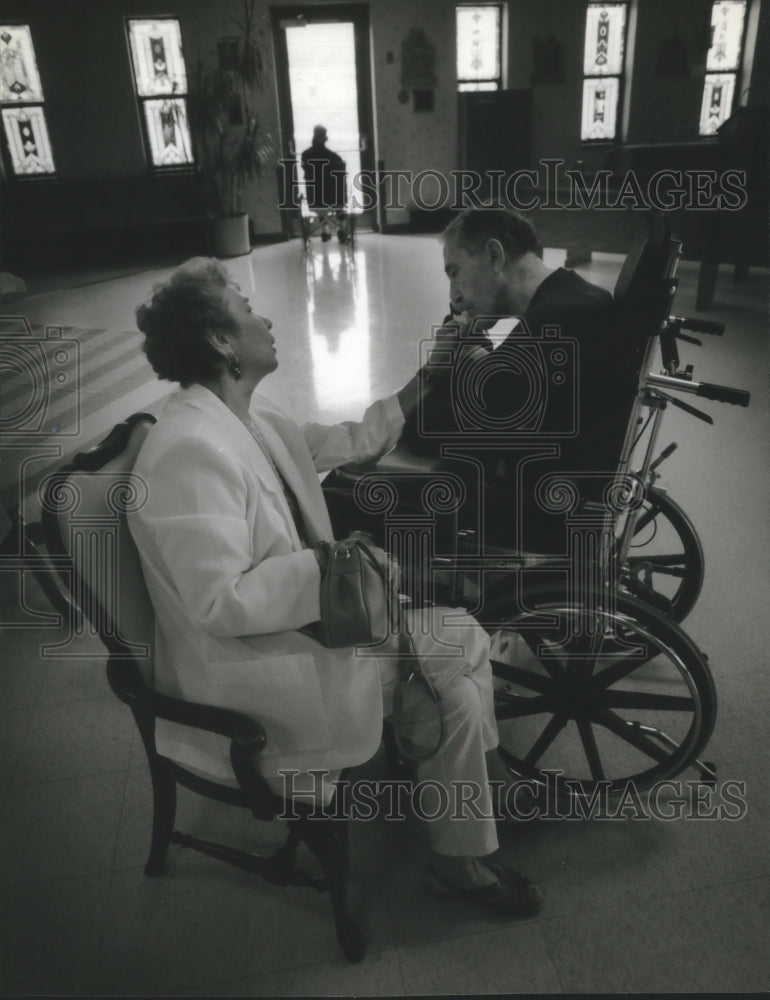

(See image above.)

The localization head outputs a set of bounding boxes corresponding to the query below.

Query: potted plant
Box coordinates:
[187,0,273,256]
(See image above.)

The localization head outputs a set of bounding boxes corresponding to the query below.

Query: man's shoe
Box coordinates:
[321,230,332,242]
[426,860,542,919]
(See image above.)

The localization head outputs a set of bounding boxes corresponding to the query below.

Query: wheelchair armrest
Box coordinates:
[106,658,267,754]
[334,442,445,482]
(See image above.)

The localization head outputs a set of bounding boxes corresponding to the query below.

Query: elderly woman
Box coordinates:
[128,257,540,917]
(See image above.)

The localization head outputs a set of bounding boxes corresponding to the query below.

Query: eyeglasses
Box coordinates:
[391,635,444,762]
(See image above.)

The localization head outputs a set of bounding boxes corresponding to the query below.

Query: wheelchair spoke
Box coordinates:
[591,708,671,764]
[519,631,565,678]
[491,662,552,694]
[588,647,654,694]
[494,690,553,720]
[627,554,691,572]
[577,718,605,781]
[631,505,659,535]
[523,714,568,766]
[623,487,705,623]
[598,690,695,712]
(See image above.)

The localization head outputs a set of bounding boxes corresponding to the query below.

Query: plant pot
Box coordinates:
[210,214,251,257]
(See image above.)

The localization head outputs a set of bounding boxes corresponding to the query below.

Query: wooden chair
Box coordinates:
[39,412,366,963]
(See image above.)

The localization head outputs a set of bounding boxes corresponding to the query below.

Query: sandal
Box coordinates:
[426,860,542,919]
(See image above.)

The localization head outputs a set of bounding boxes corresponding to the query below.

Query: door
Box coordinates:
[272,4,375,225]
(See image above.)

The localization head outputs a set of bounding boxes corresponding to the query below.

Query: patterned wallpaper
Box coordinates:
[370,0,457,222]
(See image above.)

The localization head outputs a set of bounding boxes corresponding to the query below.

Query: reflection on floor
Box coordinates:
[0,234,768,995]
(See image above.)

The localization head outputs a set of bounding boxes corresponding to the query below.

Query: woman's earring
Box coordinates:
[227,353,242,380]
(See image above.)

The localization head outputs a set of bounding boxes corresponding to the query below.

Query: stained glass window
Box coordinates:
[458,81,499,92]
[456,5,502,91]
[0,25,55,175]
[583,4,627,75]
[127,19,188,96]
[706,0,746,70]
[581,77,620,142]
[699,1,746,135]
[580,3,628,142]
[142,98,193,166]
[126,18,193,167]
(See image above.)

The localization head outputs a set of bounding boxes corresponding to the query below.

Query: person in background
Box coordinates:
[301,125,349,242]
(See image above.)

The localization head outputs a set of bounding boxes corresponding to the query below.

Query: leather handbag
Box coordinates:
[302,533,399,648]
[304,533,444,761]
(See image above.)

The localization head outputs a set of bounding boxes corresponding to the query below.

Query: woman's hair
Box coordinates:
[136,257,237,387]
[441,208,543,261]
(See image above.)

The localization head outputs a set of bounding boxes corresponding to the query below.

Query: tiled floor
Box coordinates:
[1,232,768,995]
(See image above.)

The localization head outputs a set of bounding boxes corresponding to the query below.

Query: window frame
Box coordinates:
[125,15,194,171]
[0,22,56,178]
[456,3,505,92]
[580,1,630,145]
[698,0,749,137]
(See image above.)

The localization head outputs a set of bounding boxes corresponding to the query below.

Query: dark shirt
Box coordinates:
[399,268,626,551]
[300,142,347,210]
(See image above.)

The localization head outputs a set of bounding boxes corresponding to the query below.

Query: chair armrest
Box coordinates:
[107,659,267,754]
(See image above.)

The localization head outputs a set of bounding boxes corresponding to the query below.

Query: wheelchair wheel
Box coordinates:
[300,214,312,251]
[348,212,356,251]
[620,487,704,622]
[486,589,716,799]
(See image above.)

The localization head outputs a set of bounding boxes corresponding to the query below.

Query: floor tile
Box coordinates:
[162,979,253,997]
[12,694,133,785]
[103,860,248,995]
[249,949,405,997]
[398,921,562,996]
[35,644,114,707]
[246,871,355,975]
[0,873,111,996]
[494,784,768,922]
[541,877,770,993]
[0,632,46,713]
[0,772,125,887]
[0,708,31,789]
[114,769,249,872]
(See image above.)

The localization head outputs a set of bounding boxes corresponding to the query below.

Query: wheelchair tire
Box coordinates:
[485,588,716,800]
[620,487,704,623]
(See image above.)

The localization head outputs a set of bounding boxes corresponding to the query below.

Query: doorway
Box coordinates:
[272,4,375,227]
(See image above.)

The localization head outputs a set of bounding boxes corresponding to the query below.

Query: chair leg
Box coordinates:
[144,754,177,876]
[299,815,366,963]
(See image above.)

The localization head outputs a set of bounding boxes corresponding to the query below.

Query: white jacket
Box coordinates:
[128,384,404,784]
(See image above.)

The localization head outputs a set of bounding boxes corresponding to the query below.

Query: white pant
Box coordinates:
[384,605,499,857]
[273,606,500,858]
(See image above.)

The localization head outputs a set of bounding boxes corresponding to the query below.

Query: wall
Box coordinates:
[368,0,457,225]
[504,0,763,172]
[506,0,587,170]
[1,0,767,262]
[628,0,714,145]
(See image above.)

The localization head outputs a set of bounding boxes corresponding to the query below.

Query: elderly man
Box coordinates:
[399,208,624,552]
[301,125,348,242]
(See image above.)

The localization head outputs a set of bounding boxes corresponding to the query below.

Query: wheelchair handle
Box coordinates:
[669,315,725,336]
[646,373,750,407]
[695,382,751,406]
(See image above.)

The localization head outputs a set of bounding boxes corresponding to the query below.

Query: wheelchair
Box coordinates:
[321,214,750,801]
[299,196,356,251]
